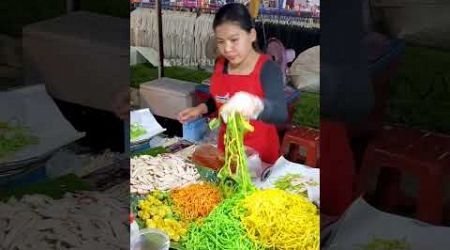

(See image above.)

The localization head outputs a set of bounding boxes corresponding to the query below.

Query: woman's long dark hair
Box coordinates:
[213,3,259,51]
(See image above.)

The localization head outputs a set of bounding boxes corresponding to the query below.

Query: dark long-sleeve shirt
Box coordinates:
[321,0,372,124]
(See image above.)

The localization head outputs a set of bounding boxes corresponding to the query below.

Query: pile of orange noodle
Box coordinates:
[170,182,222,221]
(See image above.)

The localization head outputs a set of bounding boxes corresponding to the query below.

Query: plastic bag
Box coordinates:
[289,46,320,93]
[245,147,263,179]
[199,118,219,145]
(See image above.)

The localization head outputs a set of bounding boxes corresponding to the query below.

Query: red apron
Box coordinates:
[209,54,280,164]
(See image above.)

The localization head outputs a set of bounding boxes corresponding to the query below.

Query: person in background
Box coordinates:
[177,3,287,164]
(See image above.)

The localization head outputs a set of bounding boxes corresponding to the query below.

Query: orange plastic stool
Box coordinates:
[358,126,450,225]
[280,126,320,167]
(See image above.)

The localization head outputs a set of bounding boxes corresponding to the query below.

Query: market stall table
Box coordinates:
[130,144,320,249]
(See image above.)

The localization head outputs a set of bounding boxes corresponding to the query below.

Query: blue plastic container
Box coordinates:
[0,165,47,187]
[195,84,210,94]
[183,117,207,143]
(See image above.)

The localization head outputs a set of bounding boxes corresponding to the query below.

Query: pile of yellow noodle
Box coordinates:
[235,189,320,250]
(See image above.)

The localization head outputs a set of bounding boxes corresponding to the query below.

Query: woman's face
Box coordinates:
[215,22,256,66]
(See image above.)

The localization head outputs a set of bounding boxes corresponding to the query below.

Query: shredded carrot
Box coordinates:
[170,182,222,221]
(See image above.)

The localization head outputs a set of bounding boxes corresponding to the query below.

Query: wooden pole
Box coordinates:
[157,0,164,78]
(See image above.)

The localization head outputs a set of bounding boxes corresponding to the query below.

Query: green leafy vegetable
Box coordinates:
[0,174,91,201]
[292,92,319,129]
[131,64,212,88]
[133,147,167,157]
[131,123,147,141]
[0,122,39,160]
[387,46,450,133]
[274,173,318,197]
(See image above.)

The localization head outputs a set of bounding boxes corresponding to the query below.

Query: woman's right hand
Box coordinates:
[178,105,204,124]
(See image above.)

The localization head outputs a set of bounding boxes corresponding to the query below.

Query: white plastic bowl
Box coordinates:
[130,228,170,250]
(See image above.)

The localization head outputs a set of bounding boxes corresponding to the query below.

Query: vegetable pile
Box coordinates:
[293,92,319,129]
[130,123,146,141]
[0,122,39,160]
[274,173,318,197]
[130,154,200,194]
[170,182,222,221]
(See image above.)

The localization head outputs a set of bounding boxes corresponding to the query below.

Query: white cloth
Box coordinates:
[130,9,215,67]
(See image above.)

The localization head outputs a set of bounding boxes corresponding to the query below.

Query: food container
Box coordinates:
[182,117,207,142]
[139,77,199,120]
[130,228,170,250]
[191,144,224,171]
[191,144,266,179]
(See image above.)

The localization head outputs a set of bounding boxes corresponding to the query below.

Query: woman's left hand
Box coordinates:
[112,87,130,121]
[220,91,264,122]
